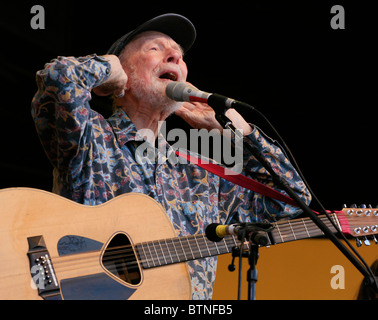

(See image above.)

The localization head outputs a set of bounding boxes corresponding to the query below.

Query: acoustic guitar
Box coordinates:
[0,188,376,300]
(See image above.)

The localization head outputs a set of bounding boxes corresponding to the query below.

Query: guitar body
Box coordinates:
[0,188,191,300]
[1,188,376,300]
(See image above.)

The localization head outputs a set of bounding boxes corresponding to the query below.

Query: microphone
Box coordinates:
[205,222,271,246]
[205,223,240,242]
[166,81,253,113]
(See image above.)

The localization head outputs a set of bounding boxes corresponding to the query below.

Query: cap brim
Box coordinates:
[107,13,196,56]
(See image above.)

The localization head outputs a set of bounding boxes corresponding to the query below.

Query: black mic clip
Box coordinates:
[235,222,274,246]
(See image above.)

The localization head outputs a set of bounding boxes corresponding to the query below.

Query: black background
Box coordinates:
[1,1,376,211]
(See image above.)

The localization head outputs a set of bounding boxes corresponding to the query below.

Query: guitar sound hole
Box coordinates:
[102,233,141,285]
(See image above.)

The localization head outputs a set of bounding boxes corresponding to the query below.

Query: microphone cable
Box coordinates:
[237,102,377,287]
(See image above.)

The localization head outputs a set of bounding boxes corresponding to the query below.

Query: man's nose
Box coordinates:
[165,49,182,64]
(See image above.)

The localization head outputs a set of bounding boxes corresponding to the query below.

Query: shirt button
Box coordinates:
[105,68,110,75]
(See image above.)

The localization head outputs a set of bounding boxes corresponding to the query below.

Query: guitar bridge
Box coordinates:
[27,235,62,300]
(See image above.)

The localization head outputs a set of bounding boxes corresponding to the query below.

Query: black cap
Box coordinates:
[107,13,196,56]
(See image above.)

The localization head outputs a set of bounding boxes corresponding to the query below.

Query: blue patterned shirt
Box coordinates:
[31,54,311,299]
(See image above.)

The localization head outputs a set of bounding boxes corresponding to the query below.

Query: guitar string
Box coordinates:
[102,241,234,269]
[51,235,240,275]
[100,215,377,277]
[99,221,372,276]
[50,215,376,274]
[103,215,374,267]
[52,233,236,262]
[53,215,333,267]
[51,217,368,273]
[51,216,367,271]
[53,228,336,277]
[51,212,372,267]
[52,237,262,274]
[51,233,371,278]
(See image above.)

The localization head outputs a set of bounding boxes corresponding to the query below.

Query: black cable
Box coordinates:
[208,96,376,291]
[245,105,377,286]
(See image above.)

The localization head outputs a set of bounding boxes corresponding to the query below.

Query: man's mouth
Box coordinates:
[158,72,178,81]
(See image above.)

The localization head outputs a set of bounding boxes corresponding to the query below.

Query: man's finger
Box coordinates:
[115,90,125,98]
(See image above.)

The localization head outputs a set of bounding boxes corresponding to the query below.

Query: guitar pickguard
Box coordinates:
[56,233,141,300]
[60,273,137,300]
[57,235,103,256]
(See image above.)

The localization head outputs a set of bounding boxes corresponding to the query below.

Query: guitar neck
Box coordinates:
[136,233,240,269]
[270,214,338,244]
[135,213,340,269]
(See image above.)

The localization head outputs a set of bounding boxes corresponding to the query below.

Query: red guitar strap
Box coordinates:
[175,150,298,207]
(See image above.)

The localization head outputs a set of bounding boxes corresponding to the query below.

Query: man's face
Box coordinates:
[120,31,188,110]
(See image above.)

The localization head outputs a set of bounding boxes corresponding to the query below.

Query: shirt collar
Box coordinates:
[108,108,180,165]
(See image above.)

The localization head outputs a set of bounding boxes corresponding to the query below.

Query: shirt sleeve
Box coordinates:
[219,126,312,223]
[31,54,111,175]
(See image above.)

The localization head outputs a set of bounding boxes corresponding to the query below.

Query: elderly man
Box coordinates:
[31,13,311,299]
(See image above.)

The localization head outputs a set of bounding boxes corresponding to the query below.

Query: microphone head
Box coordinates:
[205,223,223,242]
[166,81,190,102]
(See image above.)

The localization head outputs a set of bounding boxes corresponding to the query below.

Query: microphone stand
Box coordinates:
[247,244,259,301]
[228,223,273,300]
[208,95,378,297]
[228,241,259,300]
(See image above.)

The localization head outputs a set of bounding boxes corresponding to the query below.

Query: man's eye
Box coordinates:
[150,47,158,51]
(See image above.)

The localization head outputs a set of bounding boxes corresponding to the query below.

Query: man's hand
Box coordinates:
[174,83,253,135]
[93,55,128,98]
[174,100,222,131]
